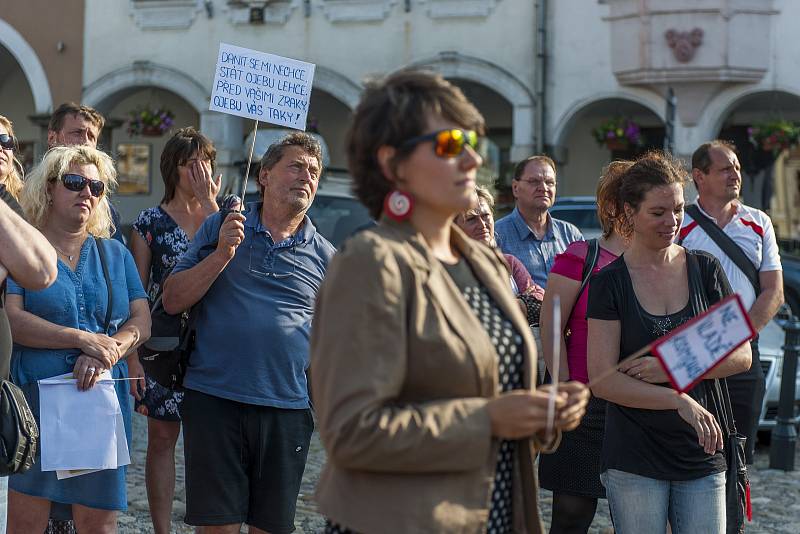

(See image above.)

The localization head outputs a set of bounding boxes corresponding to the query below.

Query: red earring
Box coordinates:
[384,190,413,221]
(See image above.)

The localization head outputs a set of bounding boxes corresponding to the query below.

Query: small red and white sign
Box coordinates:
[652,294,755,393]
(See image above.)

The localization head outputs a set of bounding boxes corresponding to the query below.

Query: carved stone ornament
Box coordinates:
[665,28,704,63]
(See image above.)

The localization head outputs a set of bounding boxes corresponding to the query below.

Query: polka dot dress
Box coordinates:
[456,271,524,534]
[323,259,524,534]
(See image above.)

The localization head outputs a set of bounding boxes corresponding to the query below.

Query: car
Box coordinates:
[550,196,800,431]
[549,196,603,239]
[756,309,800,431]
[241,172,373,248]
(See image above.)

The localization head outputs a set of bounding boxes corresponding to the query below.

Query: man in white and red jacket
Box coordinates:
[680,140,784,463]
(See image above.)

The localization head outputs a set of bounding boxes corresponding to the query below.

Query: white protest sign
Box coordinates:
[652,294,755,393]
[209,43,315,130]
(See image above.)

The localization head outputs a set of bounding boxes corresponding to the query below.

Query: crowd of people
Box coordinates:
[0,68,784,534]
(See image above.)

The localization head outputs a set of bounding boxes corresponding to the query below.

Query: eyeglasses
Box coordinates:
[516,178,556,189]
[0,134,16,151]
[248,227,298,279]
[400,128,479,158]
[60,173,105,197]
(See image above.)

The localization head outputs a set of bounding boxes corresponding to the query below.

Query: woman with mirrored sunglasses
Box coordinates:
[0,116,24,202]
[4,146,150,534]
[310,70,589,534]
[127,126,220,534]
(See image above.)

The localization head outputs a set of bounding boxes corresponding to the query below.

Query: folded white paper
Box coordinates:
[39,371,130,473]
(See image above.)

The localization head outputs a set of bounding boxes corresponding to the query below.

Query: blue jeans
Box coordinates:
[601,469,726,534]
[0,476,7,534]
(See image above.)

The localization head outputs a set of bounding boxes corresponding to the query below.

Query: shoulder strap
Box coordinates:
[684,204,761,295]
[689,250,739,435]
[94,237,113,334]
[577,238,600,297]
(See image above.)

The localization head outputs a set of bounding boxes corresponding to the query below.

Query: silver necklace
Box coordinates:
[53,245,76,262]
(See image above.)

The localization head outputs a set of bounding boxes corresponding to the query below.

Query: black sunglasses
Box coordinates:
[60,173,105,197]
[0,134,16,151]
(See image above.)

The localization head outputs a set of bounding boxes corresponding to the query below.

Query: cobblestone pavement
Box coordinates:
[120,413,800,533]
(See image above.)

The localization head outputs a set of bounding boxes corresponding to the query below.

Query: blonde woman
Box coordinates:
[0,115,24,203]
[5,146,150,534]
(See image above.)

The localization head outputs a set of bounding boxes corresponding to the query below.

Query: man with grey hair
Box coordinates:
[162,133,335,533]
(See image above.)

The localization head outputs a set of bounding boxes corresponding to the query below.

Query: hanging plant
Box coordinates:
[592,117,644,151]
[747,120,800,157]
[127,106,175,137]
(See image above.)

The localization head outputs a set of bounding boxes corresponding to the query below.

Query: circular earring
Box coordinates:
[383,190,414,222]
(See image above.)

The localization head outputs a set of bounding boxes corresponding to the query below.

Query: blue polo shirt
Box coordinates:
[172,202,335,408]
[495,207,583,287]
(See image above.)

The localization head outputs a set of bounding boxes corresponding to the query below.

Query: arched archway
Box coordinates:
[0,18,52,113]
[708,89,800,231]
[83,61,208,114]
[402,52,536,161]
[551,95,665,195]
[313,66,361,111]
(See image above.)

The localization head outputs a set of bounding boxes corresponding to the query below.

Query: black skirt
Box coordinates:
[538,395,607,499]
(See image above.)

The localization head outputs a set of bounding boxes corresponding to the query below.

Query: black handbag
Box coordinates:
[0,378,38,475]
[687,252,751,533]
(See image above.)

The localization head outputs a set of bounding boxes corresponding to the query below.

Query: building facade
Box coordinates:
[2,0,800,234]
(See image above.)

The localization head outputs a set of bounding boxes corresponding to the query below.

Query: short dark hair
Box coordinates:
[159,127,217,203]
[601,150,687,238]
[48,102,105,134]
[346,70,485,219]
[691,140,738,174]
[258,132,323,196]
[513,155,556,181]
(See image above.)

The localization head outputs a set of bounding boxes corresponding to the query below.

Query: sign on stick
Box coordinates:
[652,294,755,393]
[209,43,315,130]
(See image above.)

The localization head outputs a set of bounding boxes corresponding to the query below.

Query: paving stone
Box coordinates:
[119,411,800,533]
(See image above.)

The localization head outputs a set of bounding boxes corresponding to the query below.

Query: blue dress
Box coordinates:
[7,237,147,511]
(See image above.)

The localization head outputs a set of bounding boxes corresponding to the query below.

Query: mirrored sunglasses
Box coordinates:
[0,134,16,151]
[60,173,105,197]
[400,128,479,158]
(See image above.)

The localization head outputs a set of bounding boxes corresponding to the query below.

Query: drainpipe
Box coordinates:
[534,0,547,154]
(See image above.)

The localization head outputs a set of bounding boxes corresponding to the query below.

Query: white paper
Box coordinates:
[653,295,754,392]
[209,42,316,129]
[39,371,130,472]
[56,409,129,479]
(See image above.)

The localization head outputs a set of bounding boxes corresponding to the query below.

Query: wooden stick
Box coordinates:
[586,343,653,389]
[239,119,260,204]
[546,295,561,435]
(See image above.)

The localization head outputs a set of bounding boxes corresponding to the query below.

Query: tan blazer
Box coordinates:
[310,218,557,534]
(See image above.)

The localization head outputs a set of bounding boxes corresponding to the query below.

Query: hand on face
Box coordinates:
[188,158,221,209]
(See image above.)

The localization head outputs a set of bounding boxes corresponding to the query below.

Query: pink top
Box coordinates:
[550,240,619,383]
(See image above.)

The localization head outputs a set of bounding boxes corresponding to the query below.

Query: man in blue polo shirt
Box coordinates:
[163,133,334,534]
[495,155,583,287]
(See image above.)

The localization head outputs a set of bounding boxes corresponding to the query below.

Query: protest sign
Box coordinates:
[209,42,316,130]
[652,294,755,392]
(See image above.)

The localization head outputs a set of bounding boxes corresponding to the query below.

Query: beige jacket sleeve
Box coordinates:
[310,235,493,473]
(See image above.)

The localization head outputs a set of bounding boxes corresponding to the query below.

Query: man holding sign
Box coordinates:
[586,152,751,534]
[162,133,334,533]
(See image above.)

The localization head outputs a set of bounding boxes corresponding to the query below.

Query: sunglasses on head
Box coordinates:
[0,134,16,151]
[400,128,479,158]
[60,173,105,197]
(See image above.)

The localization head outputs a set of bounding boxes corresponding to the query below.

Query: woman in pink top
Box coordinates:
[537,168,626,533]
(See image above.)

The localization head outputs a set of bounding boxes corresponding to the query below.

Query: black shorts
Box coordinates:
[181,388,314,533]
